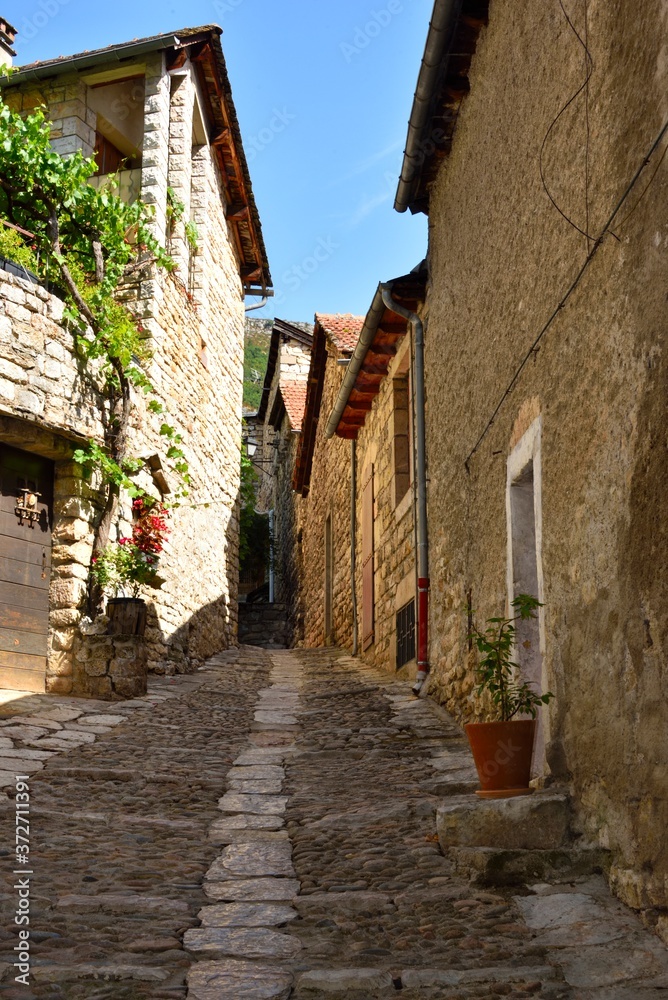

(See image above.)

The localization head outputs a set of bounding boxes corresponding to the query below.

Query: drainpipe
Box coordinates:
[244,293,270,313]
[380,284,429,694]
[350,439,359,656]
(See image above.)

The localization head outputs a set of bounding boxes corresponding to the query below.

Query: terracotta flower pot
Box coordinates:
[465,719,537,799]
[106,597,147,636]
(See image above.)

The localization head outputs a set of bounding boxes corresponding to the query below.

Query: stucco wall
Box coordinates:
[424,0,668,929]
[300,344,354,650]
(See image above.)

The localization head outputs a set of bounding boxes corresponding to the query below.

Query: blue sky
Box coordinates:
[4,0,431,324]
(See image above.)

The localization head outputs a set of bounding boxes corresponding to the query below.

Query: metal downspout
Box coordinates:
[380,284,429,693]
[351,439,359,656]
[244,294,270,312]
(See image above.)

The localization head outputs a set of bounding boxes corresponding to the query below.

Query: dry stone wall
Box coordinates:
[1,53,247,689]
[423,0,668,931]
[299,344,353,650]
[354,337,416,679]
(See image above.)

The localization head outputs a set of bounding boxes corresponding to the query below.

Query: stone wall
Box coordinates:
[72,618,147,701]
[423,0,668,930]
[354,335,417,679]
[1,52,247,688]
[300,342,354,649]
[272,415,302,644]
[238,602,289,649]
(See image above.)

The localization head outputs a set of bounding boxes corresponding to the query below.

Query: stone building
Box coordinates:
[294,314,363,649]
[325,271,427,679]
[243,319,312,644]
[394,0,668,935]
[0,24,271,694]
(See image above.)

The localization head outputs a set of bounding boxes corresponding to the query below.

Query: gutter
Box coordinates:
[380,283,430,694]
[323,286,386,440]
[395,0,462,214]
[2,36,182,85]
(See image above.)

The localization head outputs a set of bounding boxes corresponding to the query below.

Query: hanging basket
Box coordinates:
[106,597,147,637]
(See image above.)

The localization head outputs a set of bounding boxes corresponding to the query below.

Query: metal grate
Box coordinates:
[396,599,416,670]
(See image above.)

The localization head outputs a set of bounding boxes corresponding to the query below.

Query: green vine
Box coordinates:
[167,186,198,252]
[0,97,191,611]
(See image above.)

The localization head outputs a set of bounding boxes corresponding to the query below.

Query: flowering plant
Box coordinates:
[91,498,169,598]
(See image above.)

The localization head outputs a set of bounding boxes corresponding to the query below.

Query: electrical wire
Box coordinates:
[465,116,668,471]
[539,0,595,242]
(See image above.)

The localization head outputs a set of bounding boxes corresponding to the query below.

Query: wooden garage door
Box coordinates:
[0,445,53,693]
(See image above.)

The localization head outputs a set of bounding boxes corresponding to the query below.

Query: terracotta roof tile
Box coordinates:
[315,313,365,353]
[280,378,308,432]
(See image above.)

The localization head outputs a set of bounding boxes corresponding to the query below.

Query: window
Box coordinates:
[94,132,125,175]
[396,599,416,669]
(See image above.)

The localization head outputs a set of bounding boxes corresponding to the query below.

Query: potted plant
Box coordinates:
[465,593,554,799]
[91,498,169,636]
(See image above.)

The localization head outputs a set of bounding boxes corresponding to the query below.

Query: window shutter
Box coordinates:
[362,464,374,650]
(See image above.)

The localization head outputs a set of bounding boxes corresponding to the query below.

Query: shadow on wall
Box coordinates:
[142,479,243,674]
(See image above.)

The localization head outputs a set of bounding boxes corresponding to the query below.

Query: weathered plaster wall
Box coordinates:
[300,345,353,650]
[354,336,417,679]
[424,0,668,929]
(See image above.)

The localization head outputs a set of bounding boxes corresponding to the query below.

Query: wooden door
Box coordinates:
[0,445,53,693]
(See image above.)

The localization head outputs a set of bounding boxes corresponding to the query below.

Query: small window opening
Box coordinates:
[392,373,411,507]
[396,599,416,669]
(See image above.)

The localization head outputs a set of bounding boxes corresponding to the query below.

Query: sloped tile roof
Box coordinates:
[279,378,308,432]
[314,313,365,353]
[5,25,271,292]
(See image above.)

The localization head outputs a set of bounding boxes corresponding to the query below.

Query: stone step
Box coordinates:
[437,789,572,852]
[450,844,612,886]
[436,787,610,885]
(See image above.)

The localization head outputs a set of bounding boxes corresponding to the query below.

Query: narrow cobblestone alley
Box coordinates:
[1,647,667,999]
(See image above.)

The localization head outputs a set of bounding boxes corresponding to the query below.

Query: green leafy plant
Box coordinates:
[467,593,554,721]
[0,98,190,611]
[184,219,198,252]
[238,440,269,571]
[0,223,38,273]
[92,498,169,598]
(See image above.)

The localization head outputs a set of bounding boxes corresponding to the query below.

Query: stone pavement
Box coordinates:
[0,645,667,999]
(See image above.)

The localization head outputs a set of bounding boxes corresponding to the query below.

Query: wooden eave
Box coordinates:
[335,275,427,439]
[256,319,314,423]
[186,36,271,293]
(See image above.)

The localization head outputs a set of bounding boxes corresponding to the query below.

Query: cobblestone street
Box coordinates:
[1,646,667,999]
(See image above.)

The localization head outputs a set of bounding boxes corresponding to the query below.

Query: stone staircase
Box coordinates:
[436,787,611,886]
[238,602,290,649]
